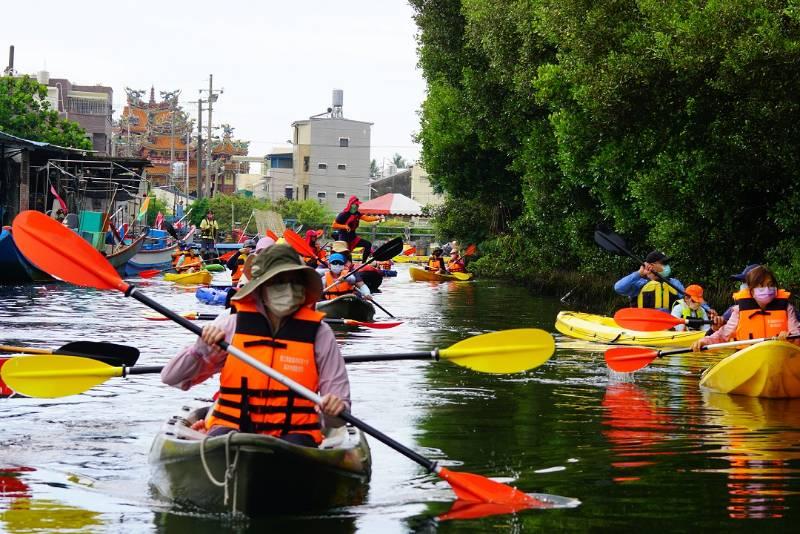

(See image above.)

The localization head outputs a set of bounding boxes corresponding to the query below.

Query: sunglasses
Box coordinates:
[330,261,345,266]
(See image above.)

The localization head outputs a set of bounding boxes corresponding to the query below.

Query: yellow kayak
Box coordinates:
[408,266,473,282]
[164,270,213,285]
[555,311,705,347]
[394,255,451,264]
[700,341,800,398]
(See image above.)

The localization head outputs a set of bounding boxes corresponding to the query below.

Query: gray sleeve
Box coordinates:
[314,322,351,411]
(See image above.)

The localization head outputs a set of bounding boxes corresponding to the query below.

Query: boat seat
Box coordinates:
[319,425,349,449]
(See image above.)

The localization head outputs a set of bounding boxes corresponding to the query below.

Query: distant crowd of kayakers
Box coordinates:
[612,251,800,351]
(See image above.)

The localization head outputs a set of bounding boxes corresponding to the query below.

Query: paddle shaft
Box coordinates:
[369,297,395,318]
[655,333,800,359]
[596,231,685,297]
[127,286,437,471]
[344,351,437,363]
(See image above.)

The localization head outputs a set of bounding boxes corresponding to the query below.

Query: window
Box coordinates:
[336,192,346,199]
[284,186,294,200]
[337,164,346,170]
[317,191,327,199]
[303,156,309,172]
[339,137,349,148]
[318,163,327,170]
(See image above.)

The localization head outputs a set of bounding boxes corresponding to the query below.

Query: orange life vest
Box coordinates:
[428,257,443,271]
[178,256,202,273]
[324,270,353,299]
[205,299,324,443]
[231,252,248,284]
[447,258,465,272]
[733,288,791,340]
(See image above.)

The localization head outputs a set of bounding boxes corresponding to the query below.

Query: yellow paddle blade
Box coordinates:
[439,329,555,374]
[450,272,473,281]
[0,355,122,398]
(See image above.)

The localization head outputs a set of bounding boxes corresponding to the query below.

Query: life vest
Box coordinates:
[447,258,465,272]
[205,299,324,443]
[377,260,392,271]
[732,288,791,340]
[178,257,202,272]
[324,270,353,299]
[200,219,218,239]
[636,280,680,310]
[672,301,705,330]
[428,257,443,271]
[231,252,248,284]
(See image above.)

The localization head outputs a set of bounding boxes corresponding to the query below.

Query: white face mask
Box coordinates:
[262,282,305,317]
[330,264,344,275]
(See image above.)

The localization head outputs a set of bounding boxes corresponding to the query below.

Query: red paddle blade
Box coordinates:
[604,346,659,373]
[266,229,279,241]
[12,211,128,292]
[283,228,316,258]
[613,308,681,331]
[403,247,416,256]
[219,251,236,262]
[439,499,548,521]
[138,269,162,279]
[464,244,477,256]
[437,467,541,506]
[343,319,403,329]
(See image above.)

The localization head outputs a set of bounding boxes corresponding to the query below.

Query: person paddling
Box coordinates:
[303,229,327,268]
[321,253,373,301]
[227,239,256,285]
[671,284,710,332]
[161,244,350,446]
[426,248,447,274]
[691,265,800,351]
[330,196,383,263]
[614,250,684,311]
[176,248,202,273]
[446,248,466,273]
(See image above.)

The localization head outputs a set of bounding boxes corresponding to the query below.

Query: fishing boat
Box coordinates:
[555,311,705,347]
[0,227,52,284]
[700,340,800,398]
[148,406,371,515]
[106,231,146,275]
[164,270,213,285]
[125,229,178,276]
[409,266,473,282]
[316,294,375,322]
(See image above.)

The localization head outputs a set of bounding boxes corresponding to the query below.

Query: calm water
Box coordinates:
[1,265,799,532]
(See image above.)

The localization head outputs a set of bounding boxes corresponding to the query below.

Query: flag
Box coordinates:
[137,196,151,221]
[120,223,129,240]
[154,211,164,229]
[49,184,68,213]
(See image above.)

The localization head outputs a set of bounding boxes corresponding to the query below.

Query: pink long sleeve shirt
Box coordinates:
[701,303,800,346]
[161,301,350,409]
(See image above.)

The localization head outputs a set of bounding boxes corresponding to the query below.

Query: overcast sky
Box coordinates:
[4,0,425,167]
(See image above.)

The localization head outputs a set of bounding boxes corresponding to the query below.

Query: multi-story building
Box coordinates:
[37,71,114,154]
[290,90,372,213]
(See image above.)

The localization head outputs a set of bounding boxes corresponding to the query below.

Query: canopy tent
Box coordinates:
[359,193,423,216]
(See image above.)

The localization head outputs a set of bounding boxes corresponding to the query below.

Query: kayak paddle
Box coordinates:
[613,308,713,332]
[322,237,403,293]
[464,244,477,257]
[402,247,416,256]
[449,272,473,281]
[594,227,685,297]
[282,228,321,261]
[143,311,403,329]
[345,328,555,374]
[2,330,554,396]
[10,210,549,510]
[605,334,800,373]
[0,341,139,367]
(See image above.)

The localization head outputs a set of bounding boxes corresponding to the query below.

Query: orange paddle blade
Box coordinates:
[613,308,681,331]
[437,467,541,506]
[12,211,128,292]
[439,500,546,521]
[403,247,416,256]
[219,251,236,262]
[283,229,316,258]
[343,319,403,329]
[604,346,659,373]
[266,229,279,241]
[138,269,162,279]
[464,244,477,256]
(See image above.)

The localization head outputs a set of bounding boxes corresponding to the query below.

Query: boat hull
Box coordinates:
[700,340,800,398]
[409,266,473,282]
[164,270,212,285]
[555,311,705,347]
[316,295,375,322]
[125,244,178,276]
[149,407,371,515]
[0,228,52,284]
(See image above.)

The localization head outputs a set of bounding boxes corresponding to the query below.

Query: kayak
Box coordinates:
[196,286,231,306]
[205,263,225,272]
[148,406,371,515]
[164,270,213,285]
[316,295,375,322]
[555,311,705,347]
[358,265,383,293]
[409,266,473,282]
[700,341,800,398]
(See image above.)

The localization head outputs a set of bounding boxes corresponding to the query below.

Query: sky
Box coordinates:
[3,0,426,168]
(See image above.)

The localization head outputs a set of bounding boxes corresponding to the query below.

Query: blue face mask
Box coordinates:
[660,265,671,278]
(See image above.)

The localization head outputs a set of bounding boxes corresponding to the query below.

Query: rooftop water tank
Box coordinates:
[37,70,50,84]
[332,89,343,108]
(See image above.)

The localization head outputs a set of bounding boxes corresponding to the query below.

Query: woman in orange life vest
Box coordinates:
[161,244,350,446]
[427,248,447,273]
[331,196,384,263]
[321,253,373,301]
[303,229,327,268]
[176,248,203,273]
[691,265,800,352]
[446,248,466,273]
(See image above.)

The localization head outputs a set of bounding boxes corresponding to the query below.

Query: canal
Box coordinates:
[1,265,799,532]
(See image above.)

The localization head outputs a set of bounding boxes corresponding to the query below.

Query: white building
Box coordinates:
[290,90,372,213]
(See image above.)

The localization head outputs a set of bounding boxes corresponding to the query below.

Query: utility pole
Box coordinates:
[196,99,204,199]
[200,74,222,198]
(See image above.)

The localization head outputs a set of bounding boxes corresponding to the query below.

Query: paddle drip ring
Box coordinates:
[200,431,241,511]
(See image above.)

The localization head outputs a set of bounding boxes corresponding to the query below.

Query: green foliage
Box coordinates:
[275,198,333,228]
[0,75,92,149]
[145,196,169,226]
[412,0,800,288]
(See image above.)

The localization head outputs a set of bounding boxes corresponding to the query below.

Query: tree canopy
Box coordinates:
[0,75,92,149]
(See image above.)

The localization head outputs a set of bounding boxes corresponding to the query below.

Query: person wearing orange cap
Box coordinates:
[671,284,711,332]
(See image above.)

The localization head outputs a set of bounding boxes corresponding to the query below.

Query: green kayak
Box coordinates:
[149,406,372,515]
[315,294,375,322]
[204,263,225,272]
